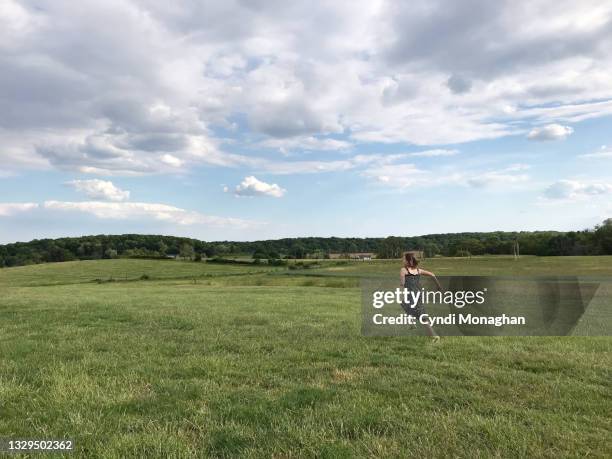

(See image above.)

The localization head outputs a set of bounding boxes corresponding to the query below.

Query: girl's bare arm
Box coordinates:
[419,268,442,290]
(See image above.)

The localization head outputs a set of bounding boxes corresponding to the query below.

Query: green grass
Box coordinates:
[310,255,612,277]
[0,258,279,287]
[0,257,610,457]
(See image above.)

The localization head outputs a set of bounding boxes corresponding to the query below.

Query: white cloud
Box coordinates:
[579,145,612,159]
[231,176,286,198]
[466,163,530,187]
[527,124,574,141]
[253,153,411,175]
[43,201,259,228]
[256,159,354,175]
[67,179,130,202]
[160,154,184,167]
[0,202,38,216]
[544,180,612,201]
[467,171,529,188]
[408,149,459,157]
[0,197,260,228]
[259,136,352,154]
[363,161,530,189]
[362,163,429,188]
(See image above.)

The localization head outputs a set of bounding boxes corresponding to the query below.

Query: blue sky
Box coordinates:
[1,0,612,243]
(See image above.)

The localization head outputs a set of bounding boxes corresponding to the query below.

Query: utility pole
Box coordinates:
[513,240,520,260]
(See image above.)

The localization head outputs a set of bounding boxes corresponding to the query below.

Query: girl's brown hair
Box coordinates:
[403,252,419,269]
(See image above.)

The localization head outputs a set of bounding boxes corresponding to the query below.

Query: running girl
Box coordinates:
[400,252,441,342]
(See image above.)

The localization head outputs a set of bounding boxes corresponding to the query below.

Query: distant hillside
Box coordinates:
[1,220,611,268]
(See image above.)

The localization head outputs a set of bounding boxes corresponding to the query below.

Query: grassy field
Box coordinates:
[0,256,610,457]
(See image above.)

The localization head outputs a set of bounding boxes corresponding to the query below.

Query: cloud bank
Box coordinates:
[580,145,612,159]
[0,199,259,229]
[2,0,612,176]
[42,201,258,228]
[544,180,612,201]
[0,203,39,217]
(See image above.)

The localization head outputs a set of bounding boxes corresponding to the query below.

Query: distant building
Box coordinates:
[351,252,374,260]
[329,252,376,260]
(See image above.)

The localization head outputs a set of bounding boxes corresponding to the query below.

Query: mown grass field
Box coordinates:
[0,256,611,457]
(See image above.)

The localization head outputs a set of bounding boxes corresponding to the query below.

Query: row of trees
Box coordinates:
[376,220,612,258]
[1,220,611,268]
[0,235,210,267]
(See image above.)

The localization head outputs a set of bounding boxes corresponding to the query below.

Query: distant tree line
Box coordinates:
[0,220,611,268]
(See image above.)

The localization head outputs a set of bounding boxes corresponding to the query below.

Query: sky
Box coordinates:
[1,0,612,243]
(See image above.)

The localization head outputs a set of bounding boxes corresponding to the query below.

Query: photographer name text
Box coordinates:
[372,313,526,327]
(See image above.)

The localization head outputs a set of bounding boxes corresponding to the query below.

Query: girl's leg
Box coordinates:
[423,323,437,337]
[419,312,439,341]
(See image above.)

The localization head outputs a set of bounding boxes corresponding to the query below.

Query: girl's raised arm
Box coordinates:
[419,268,443,290]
